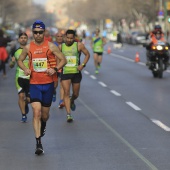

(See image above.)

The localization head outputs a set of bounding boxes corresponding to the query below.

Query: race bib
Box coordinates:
[65,56,76,66]
[32,58,47,72]
[63,56,78,74]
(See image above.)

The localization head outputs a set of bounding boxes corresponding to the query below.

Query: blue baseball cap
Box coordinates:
[32,20,45,30]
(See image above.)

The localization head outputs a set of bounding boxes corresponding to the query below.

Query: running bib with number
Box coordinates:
[63,56,78,74]
[32,58,47,72]
[66,56,76,66]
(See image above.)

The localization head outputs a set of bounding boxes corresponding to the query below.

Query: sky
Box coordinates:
[33,0,47,5]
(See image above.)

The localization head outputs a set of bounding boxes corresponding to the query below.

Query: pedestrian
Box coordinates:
[9,32,30,122]
[54,31,65,108]
[116,31,123,46]
[17,20,67,155]
[91,28,106,74]
[0,29,11,77]
[59,29,90,122]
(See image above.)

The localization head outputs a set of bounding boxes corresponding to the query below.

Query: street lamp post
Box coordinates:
[159,0,163,26]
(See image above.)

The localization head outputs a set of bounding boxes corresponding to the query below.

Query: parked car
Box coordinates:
[129,32,147,45]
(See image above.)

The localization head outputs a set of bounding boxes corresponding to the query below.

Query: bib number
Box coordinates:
[65,56,76,66]
[32,58,47,72]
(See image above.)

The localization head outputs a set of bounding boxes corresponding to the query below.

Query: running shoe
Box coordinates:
[95,69,99,74]
[35,144,44,155]
[52,91,56,102]
[70,101,76,111]
[21,115,27,123]
[67,114,73,123]
[97,63,101,69]
[58,100,65,109]
[40,120,46,137]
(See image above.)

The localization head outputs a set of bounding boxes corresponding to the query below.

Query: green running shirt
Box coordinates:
[92,37,104,52]
[61,42,79,74]
[14,48,30,79]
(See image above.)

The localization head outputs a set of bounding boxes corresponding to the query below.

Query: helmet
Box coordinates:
[153,25,162,35]
[32,20,45,30]
[154,25,162,31]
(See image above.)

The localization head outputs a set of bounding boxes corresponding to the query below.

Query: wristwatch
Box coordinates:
[82,63,86,67]
[53,67,58,72]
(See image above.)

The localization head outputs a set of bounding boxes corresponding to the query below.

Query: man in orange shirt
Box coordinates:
[18,20,67,155]
[44,29,53,42]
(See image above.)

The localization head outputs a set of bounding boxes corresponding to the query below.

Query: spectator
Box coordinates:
[0,29,11,77]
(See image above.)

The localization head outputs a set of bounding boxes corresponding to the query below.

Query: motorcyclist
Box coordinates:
[149,25,164,38]
[145,25,169,66]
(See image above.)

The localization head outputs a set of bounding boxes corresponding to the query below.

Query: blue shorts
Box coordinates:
[29,82,54,107]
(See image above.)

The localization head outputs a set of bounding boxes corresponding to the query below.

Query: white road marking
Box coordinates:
[126,102,141,111]
[138,62,145,66]
[85,49,170,134]
[151,119,170,132]
[98,81,107,87]
[90,75,97,79]
[110,53,134,62]
[79,98,159,170]
[110,90,121,96]
[84,70,89,75]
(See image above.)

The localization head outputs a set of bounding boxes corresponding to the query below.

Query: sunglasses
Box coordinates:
[33,31,44,35]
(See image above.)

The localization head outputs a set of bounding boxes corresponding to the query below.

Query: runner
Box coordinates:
[9,32,30,122]
[59,29,90,122]
[91,28,106,74]
[17,20,67,155]
[54,31,65,109]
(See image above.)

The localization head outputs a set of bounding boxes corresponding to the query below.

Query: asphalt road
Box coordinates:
[0,41,170,170]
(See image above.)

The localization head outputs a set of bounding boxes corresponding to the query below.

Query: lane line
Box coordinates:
[110,52,170,73]
[126,102,141,111]
[110,90,121,96]
[78,97,158,170]
[151,119,170,131]
[84,70,90,75]
[110,53,134,62]
[98,81,107,87]
[90,75,97,79]
[84,50,170,133]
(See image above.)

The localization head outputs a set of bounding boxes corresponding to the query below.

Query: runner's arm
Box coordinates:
[9,56,16,68]
[102,37,107,46]
[17,45,31,75]
[78,42,90,68]
[49,42,67,70]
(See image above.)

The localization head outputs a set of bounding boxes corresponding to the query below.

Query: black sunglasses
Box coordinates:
[33,31,44,35]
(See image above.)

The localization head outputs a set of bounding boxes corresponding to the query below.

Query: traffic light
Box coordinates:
[167,2,170,15]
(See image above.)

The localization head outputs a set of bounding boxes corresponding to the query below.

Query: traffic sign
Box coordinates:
[158,10,164,16]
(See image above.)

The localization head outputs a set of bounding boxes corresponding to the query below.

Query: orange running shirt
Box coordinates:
[28,40,57,84]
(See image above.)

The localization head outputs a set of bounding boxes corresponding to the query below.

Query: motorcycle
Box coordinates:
[144,41,170,78]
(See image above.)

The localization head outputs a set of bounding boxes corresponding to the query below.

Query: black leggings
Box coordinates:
[0,60,6,75]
